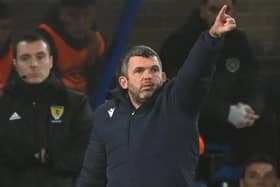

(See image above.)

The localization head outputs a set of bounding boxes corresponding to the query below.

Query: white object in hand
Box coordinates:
[228,104,248,128]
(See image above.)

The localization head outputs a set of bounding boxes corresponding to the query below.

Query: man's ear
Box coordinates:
[118,75,128,89]
[49,55,53,69]
[161,72,167,82]
[13,59,17,69]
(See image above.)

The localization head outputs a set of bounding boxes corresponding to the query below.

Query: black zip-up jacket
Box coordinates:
[77,32,223,187]
[0,73,93,187]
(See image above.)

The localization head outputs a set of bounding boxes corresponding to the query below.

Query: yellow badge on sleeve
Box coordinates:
[50,105,64,123]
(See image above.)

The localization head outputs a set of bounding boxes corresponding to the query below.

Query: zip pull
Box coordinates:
[40,147,47,164]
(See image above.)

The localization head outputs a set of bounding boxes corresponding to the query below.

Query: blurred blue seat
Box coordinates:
[201,143,241,185]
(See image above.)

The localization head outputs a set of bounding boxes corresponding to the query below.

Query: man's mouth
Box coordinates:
[142,84,153,91]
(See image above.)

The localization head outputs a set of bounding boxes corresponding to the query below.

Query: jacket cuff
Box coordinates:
[204,31,224,48]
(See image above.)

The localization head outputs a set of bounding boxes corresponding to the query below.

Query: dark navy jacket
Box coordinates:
[77,32,223,187]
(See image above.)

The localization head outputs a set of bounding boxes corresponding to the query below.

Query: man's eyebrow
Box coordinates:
[36,51,47,55]
[19,53,30,57]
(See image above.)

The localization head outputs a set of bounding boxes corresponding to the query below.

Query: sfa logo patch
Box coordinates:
[50,105,64,123]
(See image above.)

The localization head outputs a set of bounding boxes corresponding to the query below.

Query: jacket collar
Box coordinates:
[4,73,66,102]
[110,81,167,112]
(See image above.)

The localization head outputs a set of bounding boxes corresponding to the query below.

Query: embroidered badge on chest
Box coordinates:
[50,105,64,123]
[225,58,240,73]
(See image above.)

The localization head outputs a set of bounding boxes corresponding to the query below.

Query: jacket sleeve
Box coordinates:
[171,31,223,114]
[51,95,93,174]
[77,120,107,187]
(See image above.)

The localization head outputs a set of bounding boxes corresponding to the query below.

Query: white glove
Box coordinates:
[228,104,248,128]
[228,103,259,128]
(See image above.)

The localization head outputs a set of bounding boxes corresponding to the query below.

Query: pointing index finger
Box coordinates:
[216,5,228,20]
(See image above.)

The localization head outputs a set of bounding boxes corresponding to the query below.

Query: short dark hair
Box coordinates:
[60,0,96,8]
[119,45,162,76]
[12,31,51,58]
[241,153,278,178]
[0,1,11,19]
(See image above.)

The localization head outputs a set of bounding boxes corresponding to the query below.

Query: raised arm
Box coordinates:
[172,5,237,112]
[209,5,237,38]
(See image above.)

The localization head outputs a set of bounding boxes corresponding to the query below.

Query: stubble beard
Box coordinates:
[129,88,155,106]
[138,90,154,103]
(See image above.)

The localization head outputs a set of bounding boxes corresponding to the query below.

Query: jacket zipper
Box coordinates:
[128,111,135,148]
[32,101,47,164]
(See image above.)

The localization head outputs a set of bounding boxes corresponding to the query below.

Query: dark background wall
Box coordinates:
[6,0,280,79]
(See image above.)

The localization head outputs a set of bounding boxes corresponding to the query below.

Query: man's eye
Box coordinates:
[152,67,159,72]
[248,173,258,179]
[37,55,45,60]
[135,68,144,73]
[20,56,30,62]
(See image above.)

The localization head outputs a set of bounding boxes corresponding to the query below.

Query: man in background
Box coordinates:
[240,154,279,187]
[38,0,106,96]
[0,31,93,187]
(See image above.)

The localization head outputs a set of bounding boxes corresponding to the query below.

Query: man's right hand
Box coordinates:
[209,5,237,38]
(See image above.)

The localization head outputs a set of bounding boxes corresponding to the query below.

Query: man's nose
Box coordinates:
[256,177,265,186]
[143,70,153,79]
[30,58,39,66]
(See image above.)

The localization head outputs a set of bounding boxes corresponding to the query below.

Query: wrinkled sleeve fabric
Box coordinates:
[171,32,223,115]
